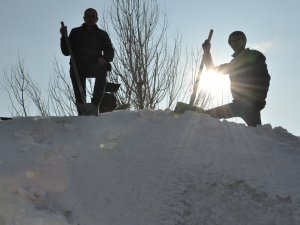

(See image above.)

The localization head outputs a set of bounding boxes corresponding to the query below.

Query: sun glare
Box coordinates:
[199,69,231,105]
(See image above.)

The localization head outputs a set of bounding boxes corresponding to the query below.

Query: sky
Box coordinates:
[0,110,299,224]
[0,0,299,136]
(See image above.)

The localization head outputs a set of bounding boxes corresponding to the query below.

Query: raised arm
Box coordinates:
[60,24,71,56]
[202,40,232,74]
[202,40,215,70]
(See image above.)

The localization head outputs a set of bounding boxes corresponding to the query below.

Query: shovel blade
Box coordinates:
[174,102,204,114]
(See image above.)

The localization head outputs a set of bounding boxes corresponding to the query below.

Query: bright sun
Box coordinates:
[199,69,232,105]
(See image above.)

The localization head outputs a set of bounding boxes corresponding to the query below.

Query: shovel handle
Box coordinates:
[60,21,88,114]
[189,29,214,105]
[207,29,213,42]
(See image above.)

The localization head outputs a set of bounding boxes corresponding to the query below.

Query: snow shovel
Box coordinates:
[61,22,97,115]
[174,29,213,114]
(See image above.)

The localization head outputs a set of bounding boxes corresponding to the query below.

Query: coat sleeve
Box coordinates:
[240,50,270,108]
[250,51,271,102]
[60,37,69,56]
[60,29,75,56]
[101,31,114,62]
[216,63,232,74]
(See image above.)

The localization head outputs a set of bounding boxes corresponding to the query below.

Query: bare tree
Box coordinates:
[2,56,49,117]
[2,57,102,117]
[103,0,188,110]
[48,59,77,116]
[2,57,74,117]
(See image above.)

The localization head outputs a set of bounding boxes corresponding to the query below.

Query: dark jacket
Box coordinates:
[218,48,270,109]
[60,23,114,63]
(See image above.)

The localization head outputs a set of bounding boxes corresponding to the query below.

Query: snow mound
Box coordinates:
[0,110,299,225]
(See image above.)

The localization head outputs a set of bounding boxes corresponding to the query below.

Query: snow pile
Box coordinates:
[0,110,299,225]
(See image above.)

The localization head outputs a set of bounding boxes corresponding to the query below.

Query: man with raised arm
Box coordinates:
[60,8,114,115]
[203,31,270,126]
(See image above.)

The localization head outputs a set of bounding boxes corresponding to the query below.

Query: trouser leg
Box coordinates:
[205,102,262,127]
[70,65,87,115]
[70,63,108,115]
[240,108,262,127]
[70,65,86,103]
[204,103,239,119]
[88,64,107,107]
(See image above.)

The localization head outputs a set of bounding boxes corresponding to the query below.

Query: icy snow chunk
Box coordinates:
[99,142,117,150]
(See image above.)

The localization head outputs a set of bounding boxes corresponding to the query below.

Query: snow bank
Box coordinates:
[0,110,299,225]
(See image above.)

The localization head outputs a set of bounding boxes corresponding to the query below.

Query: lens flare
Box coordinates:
[199,69,231,106]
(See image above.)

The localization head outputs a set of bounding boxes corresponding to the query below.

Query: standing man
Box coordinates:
[203,31,270,126]
[60,8,114,115]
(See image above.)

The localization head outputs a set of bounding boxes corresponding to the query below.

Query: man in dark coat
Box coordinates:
[60,8,114,115]
[202,31,270,126]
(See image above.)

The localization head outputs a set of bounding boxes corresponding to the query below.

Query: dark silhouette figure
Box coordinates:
[60,8,114,115]
[203,31,270,126]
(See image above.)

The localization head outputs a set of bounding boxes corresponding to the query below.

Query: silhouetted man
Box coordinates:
[60,8,114,115]
[203,31,270,126]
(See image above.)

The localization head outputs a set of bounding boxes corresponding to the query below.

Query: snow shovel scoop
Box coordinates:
[174,29,213,114]
[61,22,97,115]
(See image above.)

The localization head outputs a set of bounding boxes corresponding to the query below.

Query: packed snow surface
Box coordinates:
[0,110,299,225]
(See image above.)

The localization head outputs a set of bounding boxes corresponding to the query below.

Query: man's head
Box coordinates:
[228,31,247,53]
[84,8,98,26]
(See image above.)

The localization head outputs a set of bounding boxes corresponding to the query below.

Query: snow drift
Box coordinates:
[0,110,299,225]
